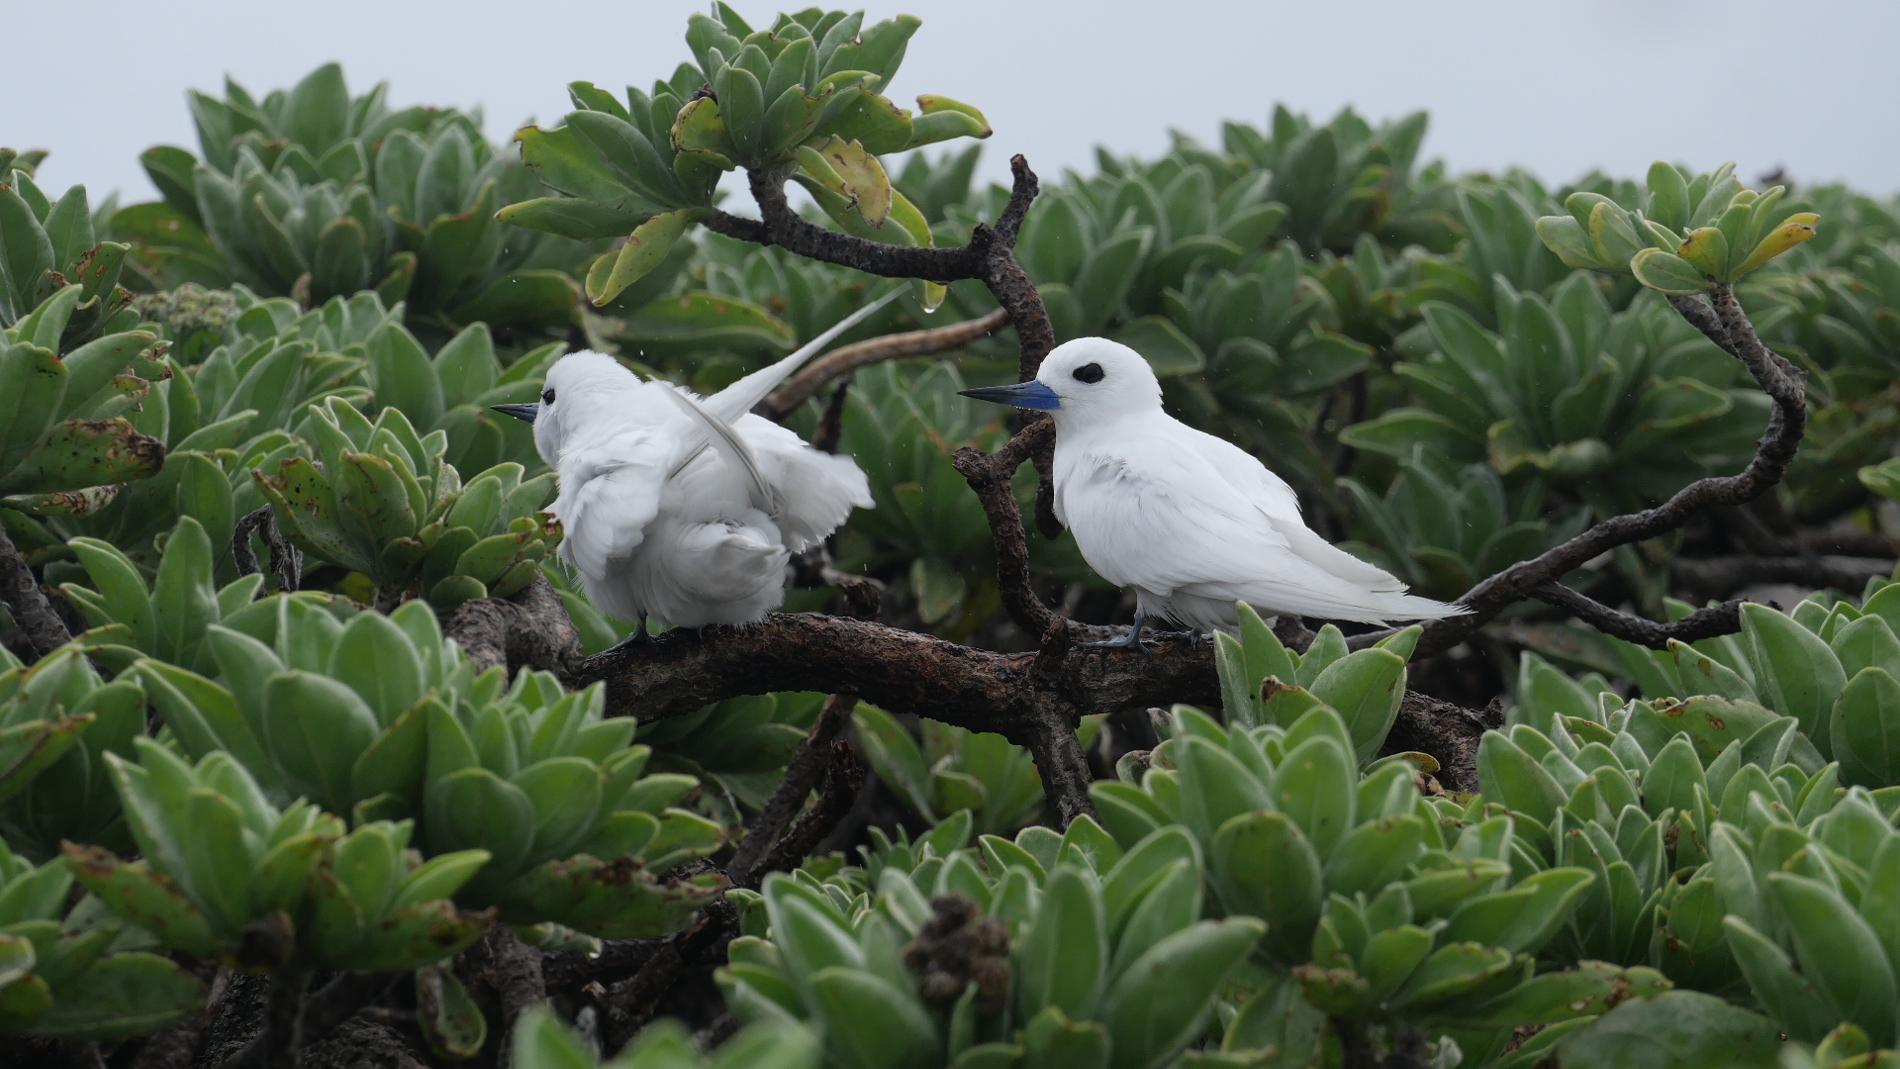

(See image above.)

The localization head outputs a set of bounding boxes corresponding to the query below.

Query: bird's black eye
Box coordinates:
[1072,362,1105,384]
[541,387,556,405]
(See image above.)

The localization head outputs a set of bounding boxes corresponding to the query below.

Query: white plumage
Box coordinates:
[500,293,896,634]
[961,337,1468,644]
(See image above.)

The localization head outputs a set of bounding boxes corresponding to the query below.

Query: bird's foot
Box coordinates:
[601,615,654,654]
[1080,631,1154,656]
[1081,611,1158,655]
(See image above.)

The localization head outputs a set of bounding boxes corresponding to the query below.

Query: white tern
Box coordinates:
[494,291,899,641]
[960,337,1469,648]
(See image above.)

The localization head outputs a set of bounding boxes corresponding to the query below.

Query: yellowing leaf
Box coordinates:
[1734,212,1819,277]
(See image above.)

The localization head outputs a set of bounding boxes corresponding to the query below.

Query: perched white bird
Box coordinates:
[960,337,1469,649]
[494,292,898,641]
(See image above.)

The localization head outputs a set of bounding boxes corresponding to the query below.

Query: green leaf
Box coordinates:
[1101,917,1266,1069]
[1015,865,1107,1019]
[1209,811,1321,947]
[262,671,378,812]
[1743,602,1846,746]
[1307,648,1407,764]
[328,610,425,724]
[1553,990,1782,1069]
[1832,668,1900,788]
[808,966,938,1069]
[1073,228,1154,334]
[1272,735,1356,858]
[417,963,487,1061]
[1768,872,1899,1042]
[1630,248,1709,295]
[1112,316,1206,377]
[18,951,206,1040]
[585,209,695,307]
[0,419,164,496]
[1441,867,1596,956]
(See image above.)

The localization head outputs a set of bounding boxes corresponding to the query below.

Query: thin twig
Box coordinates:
[757,739,867,873]
[760,309,1009,418]
[951,420,1059,638]
[727,695,858,886]
[1530,585,1744,650]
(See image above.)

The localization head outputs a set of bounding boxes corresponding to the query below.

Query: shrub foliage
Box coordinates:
[2,6,1899,1068]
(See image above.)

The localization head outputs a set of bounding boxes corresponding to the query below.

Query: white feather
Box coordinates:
[528,299,886,630]
[1031,337,1469,632]
[703,287,902,422]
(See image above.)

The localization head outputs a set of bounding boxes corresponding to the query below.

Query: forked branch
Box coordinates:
[1352,284,1810,657]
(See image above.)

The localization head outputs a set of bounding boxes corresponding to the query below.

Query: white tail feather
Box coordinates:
[705,287,903,423]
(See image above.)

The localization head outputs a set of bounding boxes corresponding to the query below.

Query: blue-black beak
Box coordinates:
[958,380,1061,411]
[491,402,539,424]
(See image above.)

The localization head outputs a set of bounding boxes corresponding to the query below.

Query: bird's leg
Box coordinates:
[600,613,653,654]
[1082,609,1152,654]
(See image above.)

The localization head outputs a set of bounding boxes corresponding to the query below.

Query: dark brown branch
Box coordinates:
[759,309,1010,418]
[727,695,858,886]
[210,972,400,1069]
[810,380,851,454]
[0,527,70,658]
[445,575,583,677]
[1530,585,1744,650]
[601,903,737,1054]
[1383,691,1496,793]
[951,420,1059,637]
[232,507,301,595]
[756,738,867,874]
[1359,285,1807,658]
[489,927,545,1069]
[576,612,1485,817]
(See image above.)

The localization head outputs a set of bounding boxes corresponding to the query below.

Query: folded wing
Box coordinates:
[550,430,672,577]
[1064,429,1465,623]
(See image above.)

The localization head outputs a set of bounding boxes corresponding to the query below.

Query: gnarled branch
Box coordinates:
[1352,285,1808,657]
[446,575,584,677]
[1530,585,1744,650]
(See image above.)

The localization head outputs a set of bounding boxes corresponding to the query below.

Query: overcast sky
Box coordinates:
[12,0,1898,203]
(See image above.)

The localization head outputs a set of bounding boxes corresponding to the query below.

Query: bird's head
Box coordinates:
[958,337,1162,424]
[491,351,638,465]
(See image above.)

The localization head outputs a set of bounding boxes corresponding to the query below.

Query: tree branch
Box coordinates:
[210,972,400,1069]
[759,309,1010,419]
[575,611,1487,812]
[446,575,584,676]
[490,927,545,1069]
[951,421,1059,637]
[1530,585,1744,649]
[1357,286,1808,657]
[726,694,858,886]
[232,507,301,595]
[756,738,867,875]
[0,527,70,659]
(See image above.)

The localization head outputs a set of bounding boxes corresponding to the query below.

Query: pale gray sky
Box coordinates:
[12,0,1899,202]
